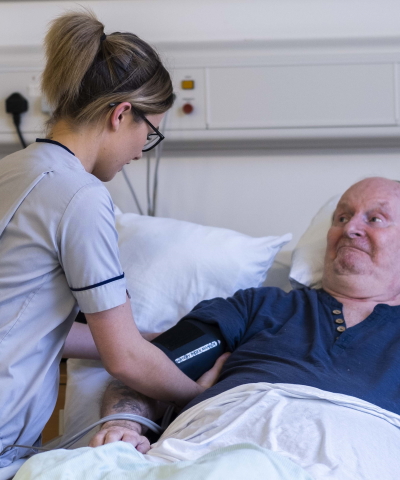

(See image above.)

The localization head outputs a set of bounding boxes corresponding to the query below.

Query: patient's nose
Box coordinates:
[343,216,365,238]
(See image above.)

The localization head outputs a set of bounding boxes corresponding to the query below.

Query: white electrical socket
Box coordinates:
[0,70,49,144]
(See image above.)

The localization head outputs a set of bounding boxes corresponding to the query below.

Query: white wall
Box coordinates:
[2,0,400,253]
[1,1,400,46]
[108,148,400,240]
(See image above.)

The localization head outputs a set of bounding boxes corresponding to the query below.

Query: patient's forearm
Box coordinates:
[100,379,165,434]
[89,380,166,450]
[89,379,160,450]
[90,354,229,449]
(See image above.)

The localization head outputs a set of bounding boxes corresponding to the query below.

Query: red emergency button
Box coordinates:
[182,103,194,114]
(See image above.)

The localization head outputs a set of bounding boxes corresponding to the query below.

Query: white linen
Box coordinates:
[290,195,339,288]
[10,382,400,479]
[147,383,400,480]
[115,209,292,334]
[13,442,312,480]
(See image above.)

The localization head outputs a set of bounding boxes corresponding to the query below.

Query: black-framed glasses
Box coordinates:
[109,103,165,152]
[140,114,165,152]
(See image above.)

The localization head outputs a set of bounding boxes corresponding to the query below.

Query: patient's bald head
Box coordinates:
[322,177,400,301]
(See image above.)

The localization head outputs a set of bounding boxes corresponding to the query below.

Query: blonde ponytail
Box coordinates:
[41,9,173,128]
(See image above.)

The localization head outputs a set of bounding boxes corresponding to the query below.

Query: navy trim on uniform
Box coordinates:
[36,138,75,156]
[71,273,125,292]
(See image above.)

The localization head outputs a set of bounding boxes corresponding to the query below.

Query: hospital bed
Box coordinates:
[6,194,400,480]
[0,204,292,480]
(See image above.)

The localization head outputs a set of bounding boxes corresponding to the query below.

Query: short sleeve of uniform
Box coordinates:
[56,182,126,313]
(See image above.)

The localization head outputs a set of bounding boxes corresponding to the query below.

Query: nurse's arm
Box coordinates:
[62,322,160,359]
[62,322,101,359]
[84,296,204,407]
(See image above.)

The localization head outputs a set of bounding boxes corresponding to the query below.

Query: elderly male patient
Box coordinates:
[89,177,400,477]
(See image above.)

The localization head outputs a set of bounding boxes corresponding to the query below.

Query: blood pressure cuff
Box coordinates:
[151,319,227,381]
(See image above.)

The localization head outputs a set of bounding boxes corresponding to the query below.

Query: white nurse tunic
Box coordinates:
[0,140,127,467]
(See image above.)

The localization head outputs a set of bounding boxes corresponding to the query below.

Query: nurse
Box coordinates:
[0,11,204,467]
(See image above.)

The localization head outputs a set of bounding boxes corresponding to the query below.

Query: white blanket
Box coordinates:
[147,383,400,479]
[12,383,400,480]
[13,442,311,480]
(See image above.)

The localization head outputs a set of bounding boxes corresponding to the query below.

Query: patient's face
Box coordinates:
[322,177,400,299]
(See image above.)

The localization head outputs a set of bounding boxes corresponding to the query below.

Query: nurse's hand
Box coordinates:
[196,352,231,390]
[89,420,150,453]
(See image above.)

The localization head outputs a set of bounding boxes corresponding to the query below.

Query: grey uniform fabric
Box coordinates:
[0,142,126,467]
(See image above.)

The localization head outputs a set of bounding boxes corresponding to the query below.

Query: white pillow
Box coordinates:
[60,214,291,446]
[116,211,292,334]
[289,195,340,289]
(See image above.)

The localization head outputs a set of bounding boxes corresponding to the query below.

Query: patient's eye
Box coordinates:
[332,213,349,225]
[370,216,383,223]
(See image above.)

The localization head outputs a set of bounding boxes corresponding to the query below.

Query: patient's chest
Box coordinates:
[188,289,400,415]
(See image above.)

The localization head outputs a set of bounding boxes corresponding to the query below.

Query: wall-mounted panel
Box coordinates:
[2,40,400,148]
[206,64,396,129]
[169,68,207,130]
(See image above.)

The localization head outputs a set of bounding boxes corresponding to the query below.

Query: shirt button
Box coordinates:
[337,326,346,333]
[335,318,344,324]
[332,309,341,315]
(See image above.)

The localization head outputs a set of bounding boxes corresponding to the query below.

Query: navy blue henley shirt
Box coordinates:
[183,287,400,414]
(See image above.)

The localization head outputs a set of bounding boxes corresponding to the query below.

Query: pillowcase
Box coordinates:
[115,211,292,334]
[289,195,340,289]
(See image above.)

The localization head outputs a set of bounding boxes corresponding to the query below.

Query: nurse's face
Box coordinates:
[93,106,164,182]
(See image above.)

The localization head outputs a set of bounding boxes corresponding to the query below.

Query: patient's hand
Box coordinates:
[89,353,230,452]
[89,420,150,454]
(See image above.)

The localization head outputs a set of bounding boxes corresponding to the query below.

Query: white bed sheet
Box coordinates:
[11,382,400,480]
[13,442,312,480]
[147,382,400,480]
